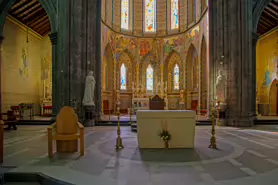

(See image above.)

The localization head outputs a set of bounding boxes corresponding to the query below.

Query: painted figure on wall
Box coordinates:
[42,58,49,80]
[263,65,272,86]
[19,49,28,77]
[140,40,150,57]
[163,40,172,56]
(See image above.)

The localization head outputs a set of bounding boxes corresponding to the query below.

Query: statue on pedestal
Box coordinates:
[82,71,96,106]
[180,90,185,102]
[216,70,227,102]
[156,81,161,95]
[116,90,120,103]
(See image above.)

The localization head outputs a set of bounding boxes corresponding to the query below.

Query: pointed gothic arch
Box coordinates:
[140,52,159,92]
[186,44,199,109]
[102,44,114,91]
[269,79,278,116]
[0,0,57,35]
[164,50,183,92]
[117,51,133,91]
[200,36,208,110]
[186,44,198,91]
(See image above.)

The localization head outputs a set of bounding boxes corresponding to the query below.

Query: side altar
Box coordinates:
[136,110,196,149]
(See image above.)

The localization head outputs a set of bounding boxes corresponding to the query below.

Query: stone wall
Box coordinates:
[1,17,51,114]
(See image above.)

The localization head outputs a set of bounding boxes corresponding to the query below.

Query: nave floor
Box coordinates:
[1,125,278,185]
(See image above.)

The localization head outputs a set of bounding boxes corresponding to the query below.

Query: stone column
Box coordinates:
[95,0,102,119]
[0,36,3,120]
[209,0,254,127]
[252,32,260,115]
[49,32,58,119]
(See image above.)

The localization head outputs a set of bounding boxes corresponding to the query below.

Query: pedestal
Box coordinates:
[83,105,96,127]
[218,102,227,126]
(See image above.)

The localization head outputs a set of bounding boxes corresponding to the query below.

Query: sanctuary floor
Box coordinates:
[1,125,278,185]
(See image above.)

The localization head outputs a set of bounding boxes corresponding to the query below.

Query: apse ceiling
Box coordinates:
[8,0,51,36]
[257,0,278,35]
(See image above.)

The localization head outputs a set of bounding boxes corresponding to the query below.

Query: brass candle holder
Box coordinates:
[209,106,217,149]
[115,108,124,150]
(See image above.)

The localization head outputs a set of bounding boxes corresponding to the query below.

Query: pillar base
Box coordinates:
[83,105,96,127]
[226,115,255,127]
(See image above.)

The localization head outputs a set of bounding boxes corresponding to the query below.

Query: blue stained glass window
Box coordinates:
[171,0,179,29]
[120,64,127,90]
[173,64,179,90]
[121,0,129,29]
[144,0,156,32]
[146,64,154,90]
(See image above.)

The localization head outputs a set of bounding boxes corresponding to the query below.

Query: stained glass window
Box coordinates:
[146,64,154,90]
[120,64,127,90]
[171,0,179,29]
[121,0,129,30]
[173,64,179,90]
[144,0,156,32]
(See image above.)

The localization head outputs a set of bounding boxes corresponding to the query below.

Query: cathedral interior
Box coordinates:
[0,0,278,184]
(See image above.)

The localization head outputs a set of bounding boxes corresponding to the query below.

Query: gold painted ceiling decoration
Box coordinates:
[8,0,51,36]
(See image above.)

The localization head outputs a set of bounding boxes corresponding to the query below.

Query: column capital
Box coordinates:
[49,32,58,45]
[252,32,260,45]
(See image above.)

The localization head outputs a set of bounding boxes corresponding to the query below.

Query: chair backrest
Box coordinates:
[56,106,78,135]
[7,110,16,121]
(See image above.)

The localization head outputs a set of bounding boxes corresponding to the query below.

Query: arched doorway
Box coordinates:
[269,80,278,116]
[186,44,199,110]
[102,44,114,114]
[117,51,134,113]
[0,0,57,121]
[254,0,278,117]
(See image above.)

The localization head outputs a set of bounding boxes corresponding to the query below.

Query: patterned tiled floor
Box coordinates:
[2,125,278,185]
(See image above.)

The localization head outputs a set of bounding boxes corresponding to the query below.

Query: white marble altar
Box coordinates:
[136,110,196,149]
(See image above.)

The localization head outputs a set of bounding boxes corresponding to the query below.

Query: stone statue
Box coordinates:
[156,81,161,94]
[216,70,227,102]
[180,89,185,102]
[82,71,96,106]
[116,90,120,102]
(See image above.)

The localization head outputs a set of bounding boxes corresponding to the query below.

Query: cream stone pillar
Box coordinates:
[0,36,3,120]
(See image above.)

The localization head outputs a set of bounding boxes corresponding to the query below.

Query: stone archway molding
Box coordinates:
[0,0,57,36]
[252,0,272,33]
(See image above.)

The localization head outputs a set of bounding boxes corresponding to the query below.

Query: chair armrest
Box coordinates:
[76,122,84,129]
[48,122,56,130]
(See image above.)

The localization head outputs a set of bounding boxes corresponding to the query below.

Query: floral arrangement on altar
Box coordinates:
[159,129,171,141]
[159,129,171,149]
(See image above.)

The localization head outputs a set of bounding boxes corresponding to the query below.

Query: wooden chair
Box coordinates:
[47,106,84,158]
[149,95,164,110]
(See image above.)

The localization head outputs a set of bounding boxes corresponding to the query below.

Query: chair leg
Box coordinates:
[48,129,53,158]
[80,128,84,156]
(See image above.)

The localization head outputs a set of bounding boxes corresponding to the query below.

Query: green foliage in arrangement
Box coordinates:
[159,129,171,141]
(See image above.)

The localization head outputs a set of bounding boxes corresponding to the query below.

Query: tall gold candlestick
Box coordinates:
[209,106,217,149]
[115,108,124,150]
